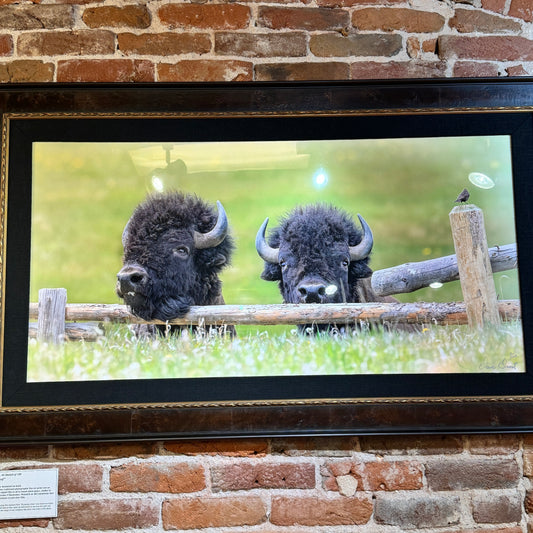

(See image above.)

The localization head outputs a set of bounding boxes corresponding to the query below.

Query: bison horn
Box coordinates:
[122,218,132,248]
[255,217,279,264]
[193,201,228,249]
[349,214,374,261]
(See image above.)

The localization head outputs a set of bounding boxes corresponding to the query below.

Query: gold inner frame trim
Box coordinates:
[3,395,533,414]
[0,107,529,414]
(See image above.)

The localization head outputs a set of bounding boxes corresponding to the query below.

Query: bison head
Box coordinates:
[116,191,234,323]
[256,204,373,305]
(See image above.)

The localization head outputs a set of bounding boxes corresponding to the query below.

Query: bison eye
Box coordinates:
[279,258,287,270]
[341,258,350,269]
[173,245,190,258]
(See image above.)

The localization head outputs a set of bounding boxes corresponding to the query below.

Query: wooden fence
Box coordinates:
[28,205,521,342]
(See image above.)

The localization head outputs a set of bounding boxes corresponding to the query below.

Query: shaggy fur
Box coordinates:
[116,191,234,332]
[261,204,372,303]
[260,204,374,333]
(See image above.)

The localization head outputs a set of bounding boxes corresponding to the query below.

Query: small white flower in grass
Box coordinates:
[301,363,316,375]
[127,362,141,374]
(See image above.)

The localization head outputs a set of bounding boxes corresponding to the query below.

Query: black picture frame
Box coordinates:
[1,79,532,443]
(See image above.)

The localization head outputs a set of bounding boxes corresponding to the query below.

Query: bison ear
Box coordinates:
[261,263,281,281]
[349,260,372,280]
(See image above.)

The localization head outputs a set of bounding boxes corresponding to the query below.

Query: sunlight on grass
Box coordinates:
[27,322,524,382]
[28,137,522,384]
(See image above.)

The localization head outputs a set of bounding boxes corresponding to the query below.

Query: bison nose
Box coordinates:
[298,282,326,303]
[117,265,148,294]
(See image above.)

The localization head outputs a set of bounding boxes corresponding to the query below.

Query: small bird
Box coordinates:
[454,188,470,203]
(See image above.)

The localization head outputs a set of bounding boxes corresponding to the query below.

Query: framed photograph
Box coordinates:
[1,79,532,442]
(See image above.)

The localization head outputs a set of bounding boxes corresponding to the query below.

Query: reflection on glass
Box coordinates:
[28,135,523,381]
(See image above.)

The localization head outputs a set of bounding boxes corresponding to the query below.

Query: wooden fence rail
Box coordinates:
[29,205,520,342]
[371,243,517,297]
[28,301,521,326]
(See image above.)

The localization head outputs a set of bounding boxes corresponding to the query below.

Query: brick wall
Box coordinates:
[1,435,532,531]
[0,0,532,82]
[1,0,532,531]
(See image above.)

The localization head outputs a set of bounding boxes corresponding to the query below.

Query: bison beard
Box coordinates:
[256,204,378,334]
[116,191,234,335]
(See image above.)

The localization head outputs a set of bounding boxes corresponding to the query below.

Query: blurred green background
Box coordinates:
[30,136,519,309]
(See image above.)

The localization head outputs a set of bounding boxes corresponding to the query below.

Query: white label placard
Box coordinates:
[0,469,58,520]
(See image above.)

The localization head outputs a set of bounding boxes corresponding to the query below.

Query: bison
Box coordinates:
[116,191,234,335]
[255,203,398,333]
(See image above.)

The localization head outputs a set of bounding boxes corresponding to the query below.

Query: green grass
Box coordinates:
[27,321,524,382]
[28,136,523,381]
[31,136,519,307]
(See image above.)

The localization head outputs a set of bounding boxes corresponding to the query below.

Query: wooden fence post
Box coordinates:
[37,288,67,343]
[449,205,500,328]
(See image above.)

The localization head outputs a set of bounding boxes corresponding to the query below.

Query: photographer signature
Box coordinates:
[478,352,522,372]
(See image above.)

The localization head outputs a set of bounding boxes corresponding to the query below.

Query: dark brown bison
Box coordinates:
[256,203,400,333]
[116,191,234,335]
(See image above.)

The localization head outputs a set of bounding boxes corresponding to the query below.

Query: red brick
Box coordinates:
[0,35,13,56]
[211,462,315,491]
[215,32,306,58]
[271,495,372,526]
[407,36,421,58]
[472,493,522,524]
[509,0,533,22]
[53,442,157,460]
[450,8,521,33]
[57,59,154,82]
[457,528,522,533]
[439,36,533,61]
[319,0,405,4]
[422,38,437,53]
[453,61,499,77]
[58,464,103,494]
[159,60,252,82]
[17,30,114,56]
[0,445,48,460]
[258,6,349,30]
[159,4,250,30]
[164,438,268,457]
[375,493,461,528]
[310,33,401,57]
[525,489,533,513]
[256,62,350,81]
[0,60,54,82]
[482,0,507,13]
[83,6,151,28]
[54,500,159,530]
[506,64,529,75]
[351,60,446,79]
[118,33,211,56]
[110,462,205,493]
[523,434,533,447]
[360,435,463,455]
[323,460,423,491]
[271,437,357,456]
[0,518,50,527]
[353,8,445,32]
[468,434,520,454]
[0,5,73,30]
[163,497,267,529]
[426,458,520,490]
[525,452,533,477]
